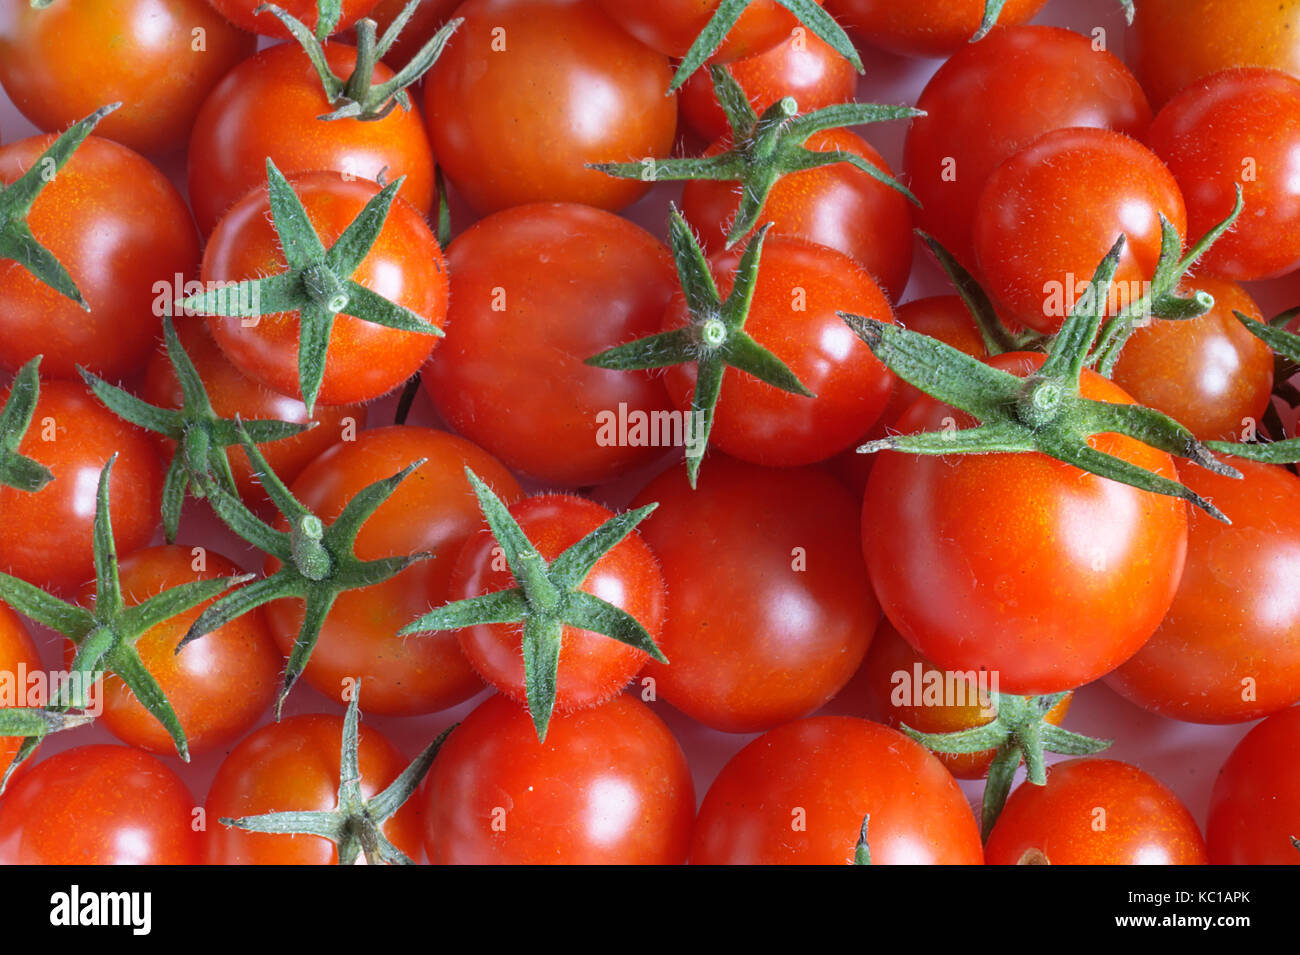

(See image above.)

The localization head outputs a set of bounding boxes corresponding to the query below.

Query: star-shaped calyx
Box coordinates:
[0,357,54,493]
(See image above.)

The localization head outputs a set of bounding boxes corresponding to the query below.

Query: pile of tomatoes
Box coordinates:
[0,0,1298,867]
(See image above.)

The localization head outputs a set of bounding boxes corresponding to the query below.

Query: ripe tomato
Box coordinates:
[425,0,677,214]
[425,203,677,487]
[204,712,422,864]
[863,353,1188,697]
[1206,706,1300,865]
[826,0,1048,58]
[681,129,914,301]
[632,456,879,733]
[596,0,805,63]
[1105,461,1300,723]
[0,380,163,594]
[1111,277,1274,442]
[0,0,255,155]
[423,692,694,864]
[206,0,378,36]
[1147,68,1300,282]
[973,127,1186,335]
[368,0,461,70]
[0,134,199,381]
[984,758,1208,865]
[0,745,201,864]
[0,601,41,784]
[203,171,448,407]
[265,426,520,716]
[905,26,1151,270]
[691,716,984,864]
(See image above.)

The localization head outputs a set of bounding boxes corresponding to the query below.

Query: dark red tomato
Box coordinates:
[1105,461,1300,723]
[0,135,199,381]
[826,0,1047,58]
[681,129,913,301]
[423,692,694,864]
[864,353,1188,697]
[0,380,163,594]
[905,26,1151,270]
[691,716,983,864]
[451,495,666,712]
[597,0,805,63]
[265,426,520,716]
[0,745,201,864]
[425,0,677,214]
[1206,706,1300,865]
[204,712,422,864]
[425,203,677,487]
[985,758,1208,865]
[206,0,378,36]
[662,237,896,466]
[368,0,461,70]
[69,546,281,756]
[1148,68,1300,282]
[0,0,255,155]
[973,127,1186,335]
[141,319,369,512]
[188,41,435,235]
[678,28,857,143]
[203,171,447,407]
[0,600,42,785]
[632,456,878,733]
[1112,277,1274,441]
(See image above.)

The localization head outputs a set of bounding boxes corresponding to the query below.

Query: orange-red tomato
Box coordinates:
[826,0,1048,58]
[205,0,378,36]
[596,0,807,63]
[1207,705,1300,865]
[0,601,42,785]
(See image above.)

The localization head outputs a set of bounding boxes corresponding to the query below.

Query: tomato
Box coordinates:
[368,0,461,70]
[1111,277,1274,442]
[905,26,1151,270]
[206,0,378,37]
[202,171,448,407]
[0,745,201,864]
[863,352,1188,697]
[263,426,519,716]
[188,41,435,235]
[984,758,1208,865]
[0,380,163,594]
[423,692,693,864]
[425,0,677,214]
[204,712,422,864]
[1206,705,1300,865]
[691,716,983,864]
[631,456,878,733]
[681,129,914,301]
[0,0,255,156]
[1105,461,1300,723]
[597,0,806,64]
[973,127,1186,335]
[425,203,677,487]
[0,134,199,381]
[826,0,1048,58]
[0,601,42,784]
[1147,68,1300,282]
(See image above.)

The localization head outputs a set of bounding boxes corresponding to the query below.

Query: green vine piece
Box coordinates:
[0,357,54,493]
[0,707,97,794]
[852,814,872,865]
[1204,309,1300,464]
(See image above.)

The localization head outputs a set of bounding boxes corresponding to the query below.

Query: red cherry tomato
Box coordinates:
[1206,705,1300,865]
[0,601,42,784]
[596,0,806,63]
[206,0,378,37]
[826,0,1048,58]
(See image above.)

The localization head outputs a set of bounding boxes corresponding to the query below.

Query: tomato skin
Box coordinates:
[0,381,164,595]
[0,135,199,381]
[425,203,678,487]
[985,758,1208,865]
[0,745,201,864]
[188,41,435,236]
[1147,68,1300,282]
[691,716,983,864]
[596,0,804,64]
[632,456,878,733]
[0,0,255,156]
[204,713,422,864]
[1105,462,1300,724]
[202,171,448,407]
[0,601,42,785]
[1206,706,1300,865]
[1111,277,1273,442]
[205,0,378,37]
[423,693,694,864]
[425,0,677,214]
[864,353,1188,697]
[826,0,1048,58]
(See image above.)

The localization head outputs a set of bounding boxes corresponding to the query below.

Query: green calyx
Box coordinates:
[400,469,667,742]
[0,457,253,768]
[0,103,119,308]
[79,317,313,543]
[0,356,54,493]
[177,159,442,414]
[586,209,812,487]
[178,422,430,716]
[0,707,97,794]
[593,66,918,249]
[973,0,1131,42]
[220,685,454,865]
[258,0,462,121]
[853,814,872,865]
[1205,309,1300,464]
